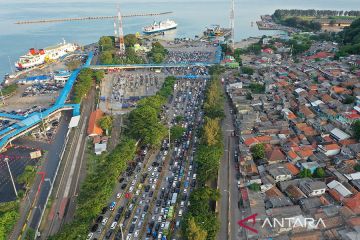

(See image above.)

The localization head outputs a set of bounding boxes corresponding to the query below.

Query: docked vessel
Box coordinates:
[15,40,77,70]
[54,70,71,84]
[143,19,177,34]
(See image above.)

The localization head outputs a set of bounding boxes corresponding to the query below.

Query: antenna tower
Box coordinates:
[230,0,235,50]
[117,6,126,55]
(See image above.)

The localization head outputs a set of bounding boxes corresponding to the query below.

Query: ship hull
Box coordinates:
[143,26,177,34]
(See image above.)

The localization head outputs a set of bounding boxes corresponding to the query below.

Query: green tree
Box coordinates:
[98,36,114,51]
[300,169,312,178]
[148,42,167,63]
[249,83,265,94]
[93,70,105,84]
[187,217,207,240]
[153,52,165,63]
[175,115,184,122]
[100,51,113,65]
[24,228,36,240]
[250,144,265,160]
[170,125,186,142]
[354,164,360,171]
[203,117,221,146]
[17,165,36,190]
[98,116,113,133]
[246,92,253,100]
[1,84,18,96]
[248,183,261,191]
[241,66,255,75]
[352,120,360,140]
[233,49,243,64]
[343,95,355,104]
[0,201,20,240]
[124,34,138,47]
[314,167,325,178]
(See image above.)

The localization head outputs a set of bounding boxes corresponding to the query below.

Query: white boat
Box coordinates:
[54,70,71,84]
[15,40,77,70]
[143,19,177,34]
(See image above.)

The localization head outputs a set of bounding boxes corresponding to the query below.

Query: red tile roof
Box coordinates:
[87,109,104,137]
[344,192,360,214]
[285,163,300,175]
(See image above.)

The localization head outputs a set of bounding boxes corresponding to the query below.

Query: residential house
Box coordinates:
[317,143,341,156]
[268,166,292,182]
[343,192,360,214]
[327,180,353,202]
[341,143,360,159]
[299,179,327,197]
[87,109,104,137]
[266,148,286,164]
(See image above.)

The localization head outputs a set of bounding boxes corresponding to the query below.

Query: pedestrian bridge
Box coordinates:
[0,46,222,151]
[89,61,217,70]
[0,53,93,152]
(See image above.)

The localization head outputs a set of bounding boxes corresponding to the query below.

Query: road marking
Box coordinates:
[63,117,87,198]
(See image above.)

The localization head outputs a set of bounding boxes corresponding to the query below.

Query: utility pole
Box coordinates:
[230,0,235,50]
[0,87,5,105]
[119,223,124,240]
[117,5,126,55]
[5,158,18,197]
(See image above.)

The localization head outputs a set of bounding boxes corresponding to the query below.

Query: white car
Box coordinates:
[101,217,108,225]
[129,186,134,193]
[86,233,93,240]
[131,180,136,186]
[110,221,117,229]
[126,234,132,240]
[135,189,140,196]
[151,184,156,190]
[116,193,121,198]
[148,167,153,172]
[164,151,168,156]
[134,230,140,238]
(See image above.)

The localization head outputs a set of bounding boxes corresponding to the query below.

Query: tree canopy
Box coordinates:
[300,169,312,178]
[124,34,138,47]
[98,116,113,133]
[148,42,168,63]
[187,217,207,240]
[352,120,360,140]
[250,144,265,160]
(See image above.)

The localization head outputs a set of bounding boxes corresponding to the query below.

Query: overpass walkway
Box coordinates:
[0,45,221,151]
[0,52,93,152]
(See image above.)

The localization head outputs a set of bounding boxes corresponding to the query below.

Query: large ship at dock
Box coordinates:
[143,19,177,34]
[15,40,77,70]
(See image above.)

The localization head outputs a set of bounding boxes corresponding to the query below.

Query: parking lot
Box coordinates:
[0,145,42,202]
[87,77,207,240]
[99,70,166,114]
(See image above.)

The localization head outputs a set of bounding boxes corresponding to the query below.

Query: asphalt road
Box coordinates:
[218,95,242,240]
[40,89,95,238]
[86,78,206,240]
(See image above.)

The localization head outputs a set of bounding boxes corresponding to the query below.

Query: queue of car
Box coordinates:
[86,78,206,240]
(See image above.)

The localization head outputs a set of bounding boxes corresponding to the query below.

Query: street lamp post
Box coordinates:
[4,158,18,197]
[119,223,124,240]
[35,178,53,239]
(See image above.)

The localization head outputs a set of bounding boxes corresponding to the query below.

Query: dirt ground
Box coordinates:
[1,85,58,112]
